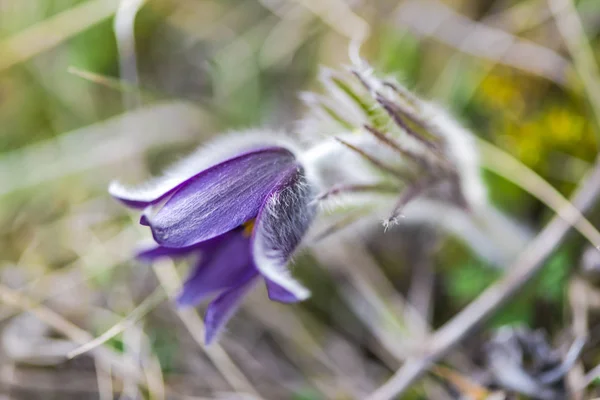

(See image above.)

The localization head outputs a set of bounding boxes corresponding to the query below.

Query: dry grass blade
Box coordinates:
[312,238,427,361]
[394,0,572,87]
[0,283,147,386]
[548,0,600,145]
[95,358,113,400]
[0,0,120,72]
[477,137,600,249]
[0,102,209,197]
[366,159,600,400]
[151,261,261,398]
[114,0,147,109]
[67,287,166,359]
[68,66,146,94]
[289,0,370,42]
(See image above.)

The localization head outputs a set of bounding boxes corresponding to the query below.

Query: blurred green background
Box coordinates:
[1,0,600,399]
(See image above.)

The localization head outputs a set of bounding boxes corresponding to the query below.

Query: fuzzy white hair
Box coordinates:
[109,129,302,203]
[418,101,487,209]
[252,171,316,300]
[296,64,530,266]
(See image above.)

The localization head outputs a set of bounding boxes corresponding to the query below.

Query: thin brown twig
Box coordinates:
[334,137,408,180]
[315,182,396,202]
[374,94,441,153]
[308,208,371,243]
[363,124,426,168]
[385,176,436,225]
[366,159,600,400]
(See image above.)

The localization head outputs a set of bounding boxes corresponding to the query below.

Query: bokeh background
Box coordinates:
[1,0,600,399]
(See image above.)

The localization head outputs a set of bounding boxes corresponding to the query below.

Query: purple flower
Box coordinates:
[110,141,316,344]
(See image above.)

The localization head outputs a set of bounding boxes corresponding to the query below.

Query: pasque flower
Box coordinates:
[298,63,530,266]
[110,134,316,343]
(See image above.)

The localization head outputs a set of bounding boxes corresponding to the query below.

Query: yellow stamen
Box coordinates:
[242,220,255,237]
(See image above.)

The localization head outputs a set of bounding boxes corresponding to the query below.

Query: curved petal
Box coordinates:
[109,178,185,209]
[139,213,150,226]
[109,146,294,210]
[251,167,316,302]
[149,148,297,247]
[265,279,303,303]
[204,276,258,345]
[136,244,195,261]
[176,229,255,306]
[136,232,223,262]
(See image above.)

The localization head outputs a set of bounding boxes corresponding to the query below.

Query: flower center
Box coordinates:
[242,220,255,237]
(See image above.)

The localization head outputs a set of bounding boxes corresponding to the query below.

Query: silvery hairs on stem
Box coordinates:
[297,62,530,266]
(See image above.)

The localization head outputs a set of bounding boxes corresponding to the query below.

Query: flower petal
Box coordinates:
[204,276,258,345]
[109,178,182,209]
[109,131,299,209]
[139,213,150,226]
[149,148,297,247]
[265,279,303,303]
[252,167,316,301]
[136,229,229,262]
[176,229,255,306]
[136,245,194,261]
